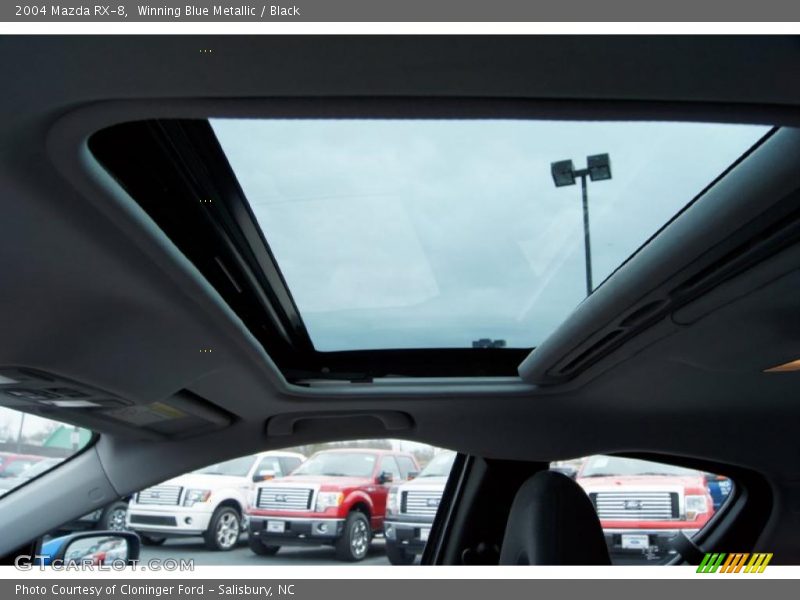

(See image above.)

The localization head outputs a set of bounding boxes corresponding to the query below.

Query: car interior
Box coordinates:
[1,35,800,565]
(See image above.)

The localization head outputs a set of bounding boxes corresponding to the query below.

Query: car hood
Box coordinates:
[155,472,249,490]
[262,475,373,488]
[578,475,705,489]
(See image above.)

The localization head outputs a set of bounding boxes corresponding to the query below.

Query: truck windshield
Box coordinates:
[292,452,377,478]
[195,455,255,477]
[419,452,456,477]
[581,455,699,477]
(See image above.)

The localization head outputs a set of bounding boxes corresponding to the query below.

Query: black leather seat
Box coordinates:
[499,470,611,565]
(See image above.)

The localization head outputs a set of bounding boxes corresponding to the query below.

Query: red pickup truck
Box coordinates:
[577,455,716,561]
[247,448,419,561]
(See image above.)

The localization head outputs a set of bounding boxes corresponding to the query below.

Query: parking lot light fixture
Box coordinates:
[549,153,613,296]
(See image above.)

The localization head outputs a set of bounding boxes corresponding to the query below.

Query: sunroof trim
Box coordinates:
[86,109,774,383]
[89,119,533,381]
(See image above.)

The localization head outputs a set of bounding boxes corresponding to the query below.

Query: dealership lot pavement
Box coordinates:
[139,535,392,566]
[138,535,662,566]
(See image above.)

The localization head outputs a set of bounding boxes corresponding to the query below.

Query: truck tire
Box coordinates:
[204,506,241,551]
[335,511,371,562]
[97,501,129,531]
[248,535,280,556]
[140,535,167,546]
[385,540,416,565]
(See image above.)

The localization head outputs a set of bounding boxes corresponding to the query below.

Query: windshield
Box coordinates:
[0,459,39,477]
[212,118,770,352]
[292,452,377,478]
[420,452,456,477]
[195,455,255,477]
[14,458,59,479]
[580,455,699,477]
[0,407,92,498]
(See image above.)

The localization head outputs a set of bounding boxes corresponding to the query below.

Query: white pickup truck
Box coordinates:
[384,451,455,564]
[126,451,305,550]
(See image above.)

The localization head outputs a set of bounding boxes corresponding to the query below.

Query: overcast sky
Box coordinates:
[0,406,56,440]
[213,119,769,351]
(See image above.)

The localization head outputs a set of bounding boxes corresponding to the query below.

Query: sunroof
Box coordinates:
[210,119,770,352]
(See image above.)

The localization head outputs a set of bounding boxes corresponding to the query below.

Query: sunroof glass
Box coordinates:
[211,119,770,352]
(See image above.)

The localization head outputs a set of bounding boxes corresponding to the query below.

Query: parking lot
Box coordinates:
[138,535,662,566]
[140,535,392,566]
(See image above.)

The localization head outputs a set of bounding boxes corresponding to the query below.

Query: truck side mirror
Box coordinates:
[253,469,276,482]
[37,531,141,566]
[376,471,394,485]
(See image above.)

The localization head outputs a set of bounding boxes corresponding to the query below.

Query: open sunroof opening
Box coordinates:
[210,118,770,352]
[89,114,772,382]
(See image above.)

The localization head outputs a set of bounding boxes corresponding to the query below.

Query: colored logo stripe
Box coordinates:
[720,553,749,573]
[697,553,772,573]
[745,553,773,573]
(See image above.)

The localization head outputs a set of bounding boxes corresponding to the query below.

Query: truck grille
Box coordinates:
[590,491,680,520]
[256,487,314,511]
[401,490,443,517]
[136,485,183,506]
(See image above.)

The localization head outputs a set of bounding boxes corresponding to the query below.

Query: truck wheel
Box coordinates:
[248,536,280,556]
[204,506,241,551]
[140,535,167,546]
[335,511,371,562]
[97,501,129,531]
[385,540,416,565]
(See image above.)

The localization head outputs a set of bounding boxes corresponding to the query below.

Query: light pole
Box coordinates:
[15,412,26,453]
[550,153,612,296]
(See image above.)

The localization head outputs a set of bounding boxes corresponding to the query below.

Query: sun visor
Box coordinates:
[0,368,233,440]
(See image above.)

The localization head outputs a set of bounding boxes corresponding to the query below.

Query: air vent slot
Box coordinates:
[556,329,625,376]
[618,299,669,328]
[671,201,800,300]
[543,194,800,382]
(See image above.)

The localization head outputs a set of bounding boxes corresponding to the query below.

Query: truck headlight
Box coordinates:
[183,489,212,507]
[315,491,344,512]
[685,495,708,519]
[386,488,400,516]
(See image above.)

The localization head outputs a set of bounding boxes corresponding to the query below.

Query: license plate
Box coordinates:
[621,534,649,550]
[266,520,286,533]
[420,528,430,542]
